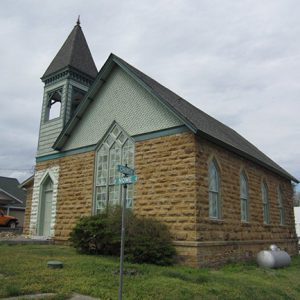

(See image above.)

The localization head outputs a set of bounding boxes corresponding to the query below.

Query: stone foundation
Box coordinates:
[175,239,298,267]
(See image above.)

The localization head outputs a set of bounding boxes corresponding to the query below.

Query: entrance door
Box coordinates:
[39,177,53,236]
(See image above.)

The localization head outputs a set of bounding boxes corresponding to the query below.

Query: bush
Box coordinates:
[70,206,176,265]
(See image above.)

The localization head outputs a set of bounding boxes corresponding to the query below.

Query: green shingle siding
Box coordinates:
[63,67,183,151]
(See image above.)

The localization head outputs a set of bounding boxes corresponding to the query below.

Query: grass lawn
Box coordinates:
[0,244,300,299]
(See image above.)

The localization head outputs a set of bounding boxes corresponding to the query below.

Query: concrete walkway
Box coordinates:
[0,233,53,245]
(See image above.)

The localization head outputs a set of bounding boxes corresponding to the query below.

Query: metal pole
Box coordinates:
[118,182,127,300]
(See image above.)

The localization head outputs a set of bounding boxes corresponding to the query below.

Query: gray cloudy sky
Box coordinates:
[0,0,299,190]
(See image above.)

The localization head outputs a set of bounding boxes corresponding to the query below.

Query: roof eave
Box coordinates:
[19,175,34,189]
[41,65,96,82]
[196,130,299,183]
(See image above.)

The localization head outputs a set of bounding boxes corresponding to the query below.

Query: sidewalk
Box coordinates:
[0,232,53,245]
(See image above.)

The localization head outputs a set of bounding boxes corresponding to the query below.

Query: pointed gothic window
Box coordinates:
[95,124,134,213]
[262,181,270,224]
[240,171,249,222]
[277,187,285,225]
[208,159,220,219]
[46,88,62,120]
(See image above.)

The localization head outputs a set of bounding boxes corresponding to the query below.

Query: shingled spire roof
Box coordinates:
[42,20,97,79]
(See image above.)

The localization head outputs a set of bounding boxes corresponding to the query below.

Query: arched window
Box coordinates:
[46,88,62,120]
[277,187,285,225]
[240,171,249,222]
[95,124,134,213]
[208,159,220,219]
[38,176,53,236]
[261,182,269,224]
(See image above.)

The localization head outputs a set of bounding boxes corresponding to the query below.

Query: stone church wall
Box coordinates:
[25,131,297,266]
[31,151,95,241]
[192,136,297,266]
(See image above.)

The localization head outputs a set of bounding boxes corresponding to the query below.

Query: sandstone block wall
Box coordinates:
[34,151,95,241]
[195,137,296,241]
[134,132,198,241]
[25,130,297,267]
[134,132,297,266]
[193,136,297,266]
[23,183,33,235]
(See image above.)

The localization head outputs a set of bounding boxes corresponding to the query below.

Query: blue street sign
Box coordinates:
[115,175,138,185]
[117,164,135,176]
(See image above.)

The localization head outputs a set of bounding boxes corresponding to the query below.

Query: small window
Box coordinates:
[261,182,269,224]
[46,88,62,120]
[278,187,285,225]
[240,171,249,222]
[208,159,220,219]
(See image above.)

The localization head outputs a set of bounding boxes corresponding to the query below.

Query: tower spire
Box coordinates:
[42,19,97,79]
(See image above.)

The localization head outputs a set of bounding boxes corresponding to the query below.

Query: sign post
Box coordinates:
[118,180,127,300]
[116,164,137,300]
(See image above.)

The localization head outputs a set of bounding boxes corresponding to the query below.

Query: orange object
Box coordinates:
[0,209,18,228]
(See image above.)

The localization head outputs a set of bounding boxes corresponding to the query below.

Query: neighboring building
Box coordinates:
[0,176,26,227]
[23,21,299,267]
[294,207,300,239]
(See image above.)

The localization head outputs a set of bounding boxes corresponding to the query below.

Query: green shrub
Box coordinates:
[70,206,176,265]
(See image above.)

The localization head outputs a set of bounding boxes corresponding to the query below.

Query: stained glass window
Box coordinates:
[95,124,134,213]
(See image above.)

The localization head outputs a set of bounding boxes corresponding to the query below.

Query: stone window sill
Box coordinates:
[207,218,224,225]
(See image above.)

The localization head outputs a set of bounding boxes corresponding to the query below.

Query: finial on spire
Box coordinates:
[77,15,80,26]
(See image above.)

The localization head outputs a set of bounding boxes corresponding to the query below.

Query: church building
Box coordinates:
[23,21,299,267]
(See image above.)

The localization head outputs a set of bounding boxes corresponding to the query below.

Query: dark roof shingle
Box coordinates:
[113,55,298,182]
[0,176,26,206]
[42,23,97,79]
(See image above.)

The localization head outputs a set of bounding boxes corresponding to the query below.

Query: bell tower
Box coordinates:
[37,19,97,157]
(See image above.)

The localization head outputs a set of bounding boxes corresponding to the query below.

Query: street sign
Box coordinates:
[115,175,138,185]
[117,164,135,176]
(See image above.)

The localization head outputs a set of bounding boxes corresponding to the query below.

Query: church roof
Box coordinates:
[42,22,97,79]
[53,54,299,183]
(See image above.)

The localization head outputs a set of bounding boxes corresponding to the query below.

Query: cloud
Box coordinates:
[0,0,299,191]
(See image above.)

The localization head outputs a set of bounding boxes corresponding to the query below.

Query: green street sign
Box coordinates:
[117,164,135,176]
[115,175,138,185]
